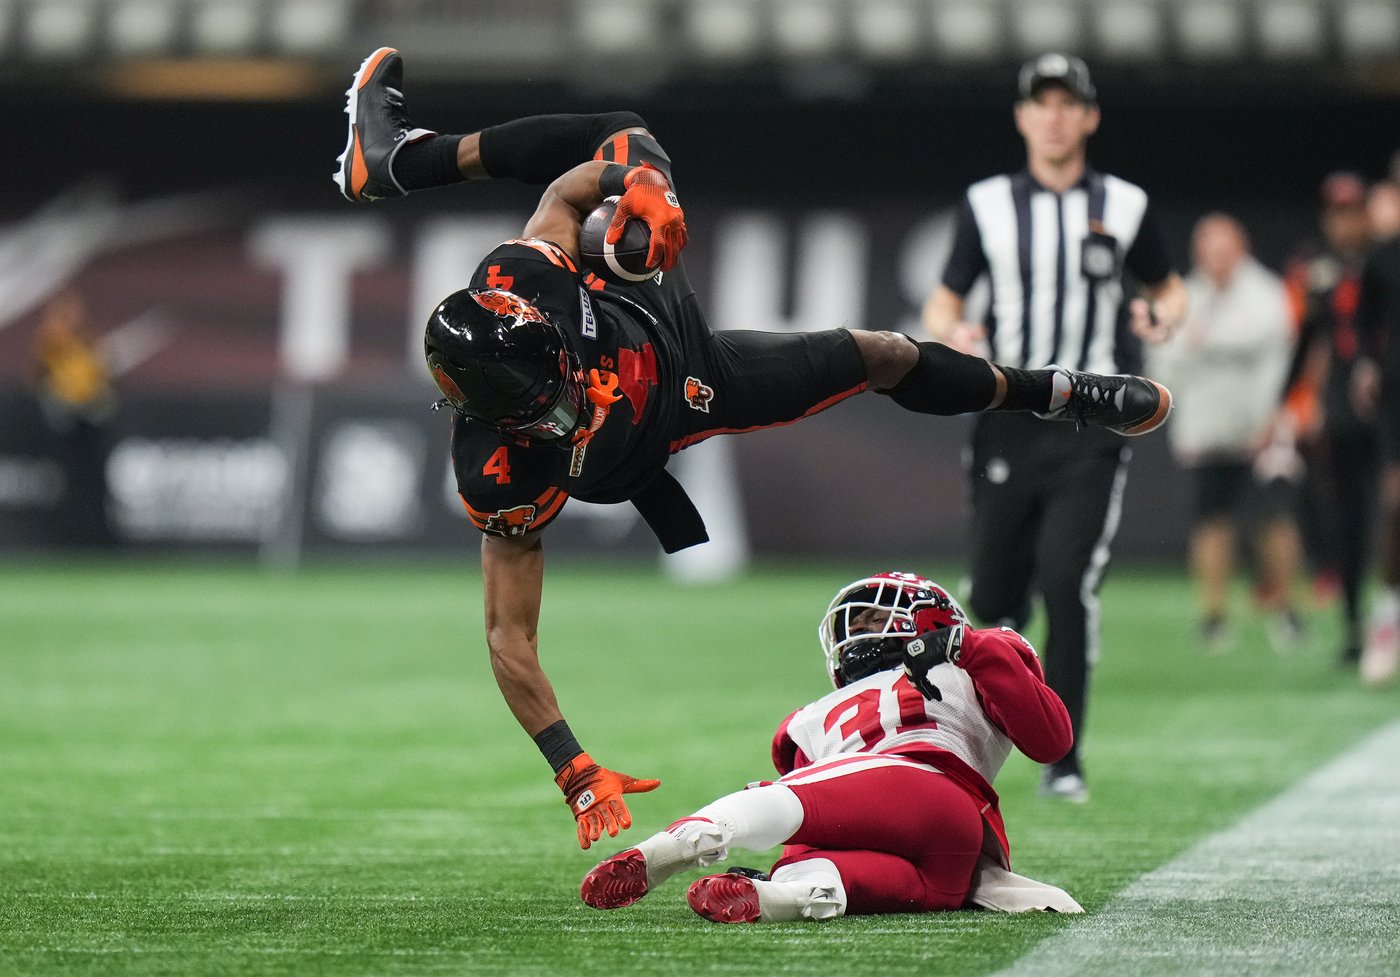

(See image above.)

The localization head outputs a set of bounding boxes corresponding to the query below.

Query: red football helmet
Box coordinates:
[818,572,968,688]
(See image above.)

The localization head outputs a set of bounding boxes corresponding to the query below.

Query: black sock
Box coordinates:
[393,134,467,193]
[883,340,998,415]
[996,366,1055,412]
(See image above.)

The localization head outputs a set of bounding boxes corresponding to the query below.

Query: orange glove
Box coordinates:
[605,164,688,271]
[554,751,661,850]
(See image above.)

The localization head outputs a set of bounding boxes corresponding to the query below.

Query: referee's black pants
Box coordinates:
[965,413,1131,774]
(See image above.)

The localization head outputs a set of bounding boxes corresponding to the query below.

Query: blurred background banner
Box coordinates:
[0,0,1395,562]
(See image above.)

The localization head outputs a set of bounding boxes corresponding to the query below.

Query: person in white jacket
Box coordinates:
[1150,214,1303,650]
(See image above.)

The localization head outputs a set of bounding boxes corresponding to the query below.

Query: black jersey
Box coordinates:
[450,238,690,539]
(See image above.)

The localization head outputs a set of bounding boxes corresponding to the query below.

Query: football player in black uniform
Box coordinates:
[334,48,1174,850]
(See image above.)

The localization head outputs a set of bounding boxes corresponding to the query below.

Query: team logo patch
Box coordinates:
[684,376,714,413]
[574,789,596,813]
[484,504,536,537]
[473,289,550,325]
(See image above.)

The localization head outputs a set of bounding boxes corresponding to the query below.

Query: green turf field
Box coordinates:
[2,559,1397,976]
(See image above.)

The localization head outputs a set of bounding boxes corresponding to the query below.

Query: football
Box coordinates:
[578,196,659,285]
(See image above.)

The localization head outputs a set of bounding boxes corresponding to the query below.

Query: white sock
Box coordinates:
[761,858,848,921]
[1371,588,1400,626]
[634,817,732,888]
[633,785,804,892]
[694,784,804,853]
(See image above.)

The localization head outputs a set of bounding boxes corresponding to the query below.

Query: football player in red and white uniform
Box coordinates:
[580,572,1083,922]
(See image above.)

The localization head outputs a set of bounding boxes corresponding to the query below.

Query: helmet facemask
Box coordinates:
[817,573,967,688]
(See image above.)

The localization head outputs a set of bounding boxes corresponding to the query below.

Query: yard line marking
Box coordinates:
[991,719,1400,977]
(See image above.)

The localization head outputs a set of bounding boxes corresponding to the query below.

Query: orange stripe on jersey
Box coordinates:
[668,382,868,453]
[612,134,630,166]
[533,487,569,526]
[461,498,495,530]
[505,237,578,273]
[460,487,570,535]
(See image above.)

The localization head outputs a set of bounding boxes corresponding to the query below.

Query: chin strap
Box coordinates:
[569,369,622,477]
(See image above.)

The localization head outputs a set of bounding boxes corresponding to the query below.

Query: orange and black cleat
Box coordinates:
[1037,366,1173,437]
[334,47,437,202]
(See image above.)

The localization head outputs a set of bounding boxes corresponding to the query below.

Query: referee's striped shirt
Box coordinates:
[941,168,1174,376]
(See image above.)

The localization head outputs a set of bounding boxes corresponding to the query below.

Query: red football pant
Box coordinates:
[774,765,984,914]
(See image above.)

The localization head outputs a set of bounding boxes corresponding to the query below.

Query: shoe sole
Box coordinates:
[334,47,397,202]
[1121,378,1173,437]
[686,873,761,923]
[580,848,649,909]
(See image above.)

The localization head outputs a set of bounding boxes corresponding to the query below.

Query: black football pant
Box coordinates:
[1321,420,1380,650]
[964,414,1130,774]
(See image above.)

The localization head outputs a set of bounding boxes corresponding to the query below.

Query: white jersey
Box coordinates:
[778,665,1014,789]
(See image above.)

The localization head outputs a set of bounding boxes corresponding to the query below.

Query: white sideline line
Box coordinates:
[991,719,1400,977]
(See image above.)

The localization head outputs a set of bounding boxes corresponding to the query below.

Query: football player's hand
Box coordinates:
[554,752,661,850]
[903,623,965,701]
[606,164,688,271]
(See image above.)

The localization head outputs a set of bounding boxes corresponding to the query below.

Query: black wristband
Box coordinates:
[533,720,584,774]
[598,163,631,199]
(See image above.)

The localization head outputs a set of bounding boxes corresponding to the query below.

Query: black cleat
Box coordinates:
[1037,365,1172,437]
[334,47,437,202]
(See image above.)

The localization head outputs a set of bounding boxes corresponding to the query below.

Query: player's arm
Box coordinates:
[922,286,989,356]
[481,532,557,733]
[955,628,1074,764]
[924,195,990,355]
[480,532,661,850]
[1130,272,1189,344]
[522,157,687,272]
[1125,202,1188,343]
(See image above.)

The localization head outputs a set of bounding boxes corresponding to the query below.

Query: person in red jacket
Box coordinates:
[579,572,1081,923]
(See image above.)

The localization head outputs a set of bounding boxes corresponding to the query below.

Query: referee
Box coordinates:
[923,54,1187,802]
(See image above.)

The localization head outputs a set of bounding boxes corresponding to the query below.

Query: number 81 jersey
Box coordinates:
[771,664,1014,789]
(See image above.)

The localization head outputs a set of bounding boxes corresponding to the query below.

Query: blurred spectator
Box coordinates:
[1353,179,1400,687]
[31,290,117,546]
[1281,173,1378,667]
[1150,214,1301,651]
[1369,181,1400,243]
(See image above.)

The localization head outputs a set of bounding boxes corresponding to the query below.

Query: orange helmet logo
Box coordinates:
[684,376,714,413]
[484,504,536,537]
[473,289,550,325]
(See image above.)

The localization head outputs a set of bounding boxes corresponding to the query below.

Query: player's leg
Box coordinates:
[1032,437,1130,801]
[851,331,1172,437]
[1251,474,1306,651]
[335,47,669,202]
[964,415,1042,631]
[579,783,804,909]
[1330,426,1379,665]
[1189,462,1246,649]
[671,329,870,451]
[686,766,984,922]
[1363,456,1400,686]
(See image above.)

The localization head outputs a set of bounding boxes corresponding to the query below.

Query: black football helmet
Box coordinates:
[424,288,587,446]
[818,572,968,688]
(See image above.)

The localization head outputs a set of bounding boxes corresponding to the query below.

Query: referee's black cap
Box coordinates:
[1019,53,1097,105]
